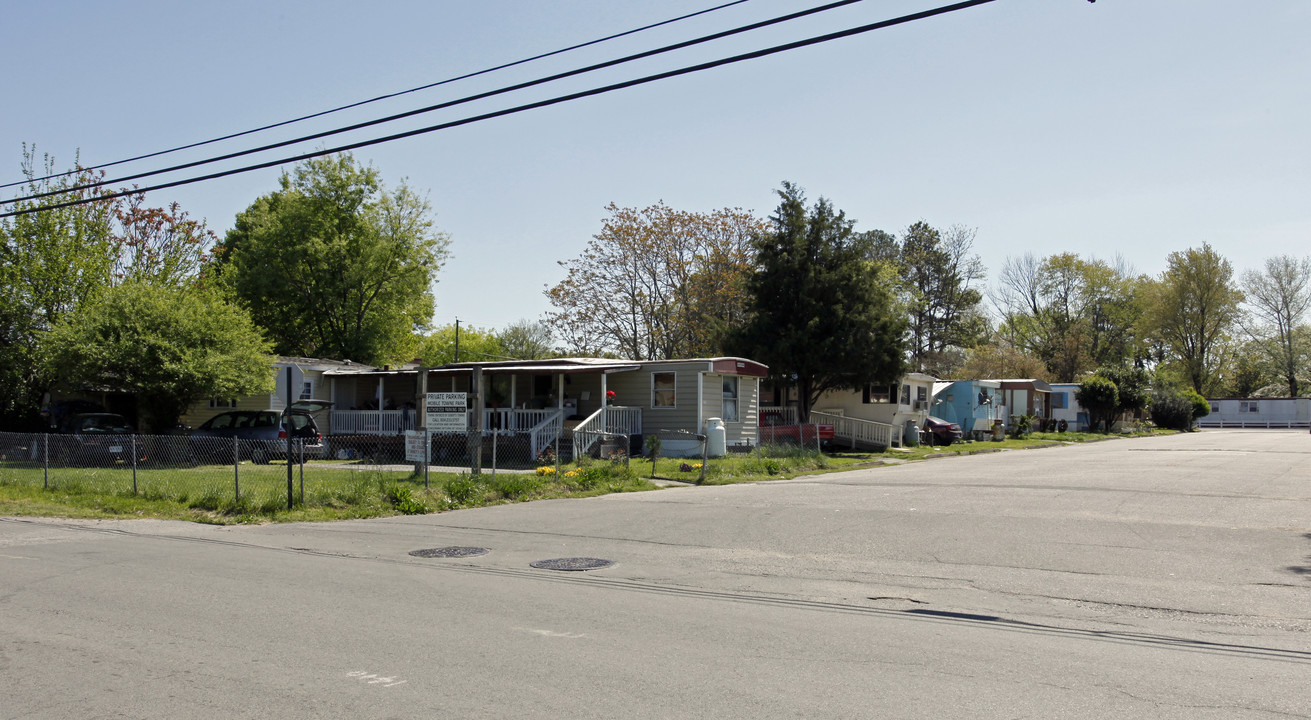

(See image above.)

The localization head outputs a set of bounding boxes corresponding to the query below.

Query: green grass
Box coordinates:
[0,458,658,524]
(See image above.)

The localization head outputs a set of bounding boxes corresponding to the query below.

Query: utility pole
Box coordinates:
[454,318,460,363]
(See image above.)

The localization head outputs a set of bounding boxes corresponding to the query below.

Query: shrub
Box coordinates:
[1185,389,1210,420]
[1150,387,1195,430]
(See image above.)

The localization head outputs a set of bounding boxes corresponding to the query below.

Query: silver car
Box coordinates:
[189,402,332,464]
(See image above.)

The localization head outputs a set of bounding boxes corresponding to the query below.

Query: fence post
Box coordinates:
[298,440,305,505]
[423,427,430,489]
[233,435,240,502]
[43,433,49,489]
[285,366,293,511]
[698,434,708,485]
[131,435,138,495]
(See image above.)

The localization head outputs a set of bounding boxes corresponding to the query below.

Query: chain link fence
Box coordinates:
[0,427,614,505]
[0,422,831,506]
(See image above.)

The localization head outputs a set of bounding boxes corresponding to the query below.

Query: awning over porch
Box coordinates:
[426,358,641,376]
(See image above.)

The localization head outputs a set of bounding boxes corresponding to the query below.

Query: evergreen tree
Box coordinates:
[730,182,907,422]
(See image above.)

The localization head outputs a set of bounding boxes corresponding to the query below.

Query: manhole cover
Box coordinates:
[409,546,489,559]
[530,557,615,571]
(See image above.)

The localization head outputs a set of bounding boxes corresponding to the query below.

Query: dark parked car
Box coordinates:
[190,404,330,464]
[54,412,143,465]
[922,416,964,445]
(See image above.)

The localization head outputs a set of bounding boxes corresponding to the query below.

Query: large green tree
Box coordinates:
[1,145,216,428]
[729,182,907,422]
[1142,244,1243,394]
[1,148,119,426]
[217,153,449,366]
[415,322,504,366]
[44,282,273,432]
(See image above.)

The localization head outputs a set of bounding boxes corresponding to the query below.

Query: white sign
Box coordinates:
[404,430,429,463]
[425,392,467,432]
[426,392,465,411]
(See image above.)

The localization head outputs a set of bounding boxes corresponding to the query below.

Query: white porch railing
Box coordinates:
[573,406,642,459]
[330,409,408,436]
[485,408,559,433]
[759,406,798,426]
[330,408,571,437]
[527,410,564,459]
[811,411,901,449]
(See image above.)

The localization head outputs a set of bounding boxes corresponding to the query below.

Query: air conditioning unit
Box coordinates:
[914,400,929,411]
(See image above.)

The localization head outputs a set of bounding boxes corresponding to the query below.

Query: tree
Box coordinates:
[44,282,274,432]
[545,202,765,359]
[958,342,1050,381]
[113,195,217,287]
[216,153,449,366]
[3,145,220,427]
[1075,376,1118,432]
[1,148,118,426]
[415,323,504,366]
[1142,244,1243,394]
[729,182,907,423]
[1098,363,1150,420]
[1221,341,1276,397]
[497,319,556,360]
[992,252,1143,381]
[1240,255,1311,396]
[895,222,988,374]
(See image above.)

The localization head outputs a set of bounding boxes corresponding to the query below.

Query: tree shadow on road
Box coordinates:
[1286,533,1311,578]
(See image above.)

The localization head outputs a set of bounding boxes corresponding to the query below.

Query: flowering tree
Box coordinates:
[546,202,766,360]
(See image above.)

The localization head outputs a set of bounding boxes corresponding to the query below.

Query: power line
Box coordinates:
[4,0,870,207]
[0,0,752,191]
[2,0,998,219]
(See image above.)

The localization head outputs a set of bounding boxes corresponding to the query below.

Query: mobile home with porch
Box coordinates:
[322,356,768,459]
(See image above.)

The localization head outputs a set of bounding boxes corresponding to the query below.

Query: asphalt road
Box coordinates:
[2,430,1308,718]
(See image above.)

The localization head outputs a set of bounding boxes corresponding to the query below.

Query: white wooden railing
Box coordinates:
[330,410,408,436]
[331,408,570,438]
[527,410,564,459]
[573,406,642,459]
[811,411,901,449]
[484,408,559,433]
[759,406,798,426]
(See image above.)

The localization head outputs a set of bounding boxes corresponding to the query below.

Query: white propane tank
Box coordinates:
[704,417,727,458]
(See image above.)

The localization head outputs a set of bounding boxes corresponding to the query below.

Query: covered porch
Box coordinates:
[323,359,646,460]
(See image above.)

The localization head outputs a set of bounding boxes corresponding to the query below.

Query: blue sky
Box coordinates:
[4,1,1308,333]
